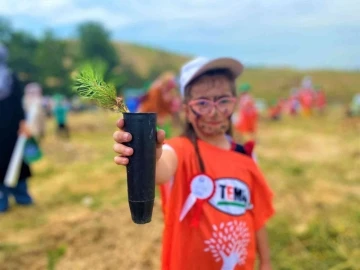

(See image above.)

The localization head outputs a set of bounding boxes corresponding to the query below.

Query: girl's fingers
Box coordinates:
[113,143,134,156]
[114,155,129,165]
[113,130,132,143]
[156,129,166,145]
[116,118,124,129]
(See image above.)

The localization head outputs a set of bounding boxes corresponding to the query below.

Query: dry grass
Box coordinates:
[0,107,359,270]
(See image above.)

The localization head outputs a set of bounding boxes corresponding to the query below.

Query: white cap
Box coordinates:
[179,57,244,97]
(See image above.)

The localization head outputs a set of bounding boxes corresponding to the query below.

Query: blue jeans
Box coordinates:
[0,179,33,212]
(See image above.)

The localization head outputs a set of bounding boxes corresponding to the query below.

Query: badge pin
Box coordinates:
[179,174,215,221]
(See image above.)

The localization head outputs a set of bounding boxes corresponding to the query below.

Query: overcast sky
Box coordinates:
[1,0,359,70]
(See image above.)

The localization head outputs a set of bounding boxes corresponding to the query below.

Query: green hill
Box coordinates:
[113,42,189,78]
[67,40,358,103]
[113,41,359,103]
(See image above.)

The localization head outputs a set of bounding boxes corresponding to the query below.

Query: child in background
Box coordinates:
[288,88,300,116]
[137,72,182,139]
[268,99,282,121]
[235,83,258,141]
[314,86,326,114]
[113,57,275,270]
[53,94,70,139]
[298,76,315,117]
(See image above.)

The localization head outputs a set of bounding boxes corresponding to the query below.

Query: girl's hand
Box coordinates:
[113,118,166,166]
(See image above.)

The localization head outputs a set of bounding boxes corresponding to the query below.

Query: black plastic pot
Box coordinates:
[123,112,157,224]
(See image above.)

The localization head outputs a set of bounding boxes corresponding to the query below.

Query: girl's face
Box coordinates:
[185,75,236,136]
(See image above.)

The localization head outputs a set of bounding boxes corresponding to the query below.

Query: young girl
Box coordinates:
[113,57,275,270]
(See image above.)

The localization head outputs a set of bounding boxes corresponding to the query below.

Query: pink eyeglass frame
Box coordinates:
[188,96,237,115]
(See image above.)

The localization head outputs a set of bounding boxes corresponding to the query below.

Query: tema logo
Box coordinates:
[208,178,252,215]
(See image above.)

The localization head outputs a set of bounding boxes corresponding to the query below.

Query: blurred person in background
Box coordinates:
[314,86,327,115]
[234,83,258,142]
[298,76,316,117]
[137,72,182,138]
[53,93,70,139]
[23,82,46,142]
[347,93,360,117]
[0,43,34,213]
[267,99,283,121]
[42,95,53,117]
[288,88,300,116]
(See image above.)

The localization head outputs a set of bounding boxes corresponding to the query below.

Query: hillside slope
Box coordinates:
[96,41,360,102]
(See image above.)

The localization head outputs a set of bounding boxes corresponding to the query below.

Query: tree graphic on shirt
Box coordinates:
[204,221,250,270]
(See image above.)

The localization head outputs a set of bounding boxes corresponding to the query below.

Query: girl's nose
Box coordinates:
[208,105,218,117]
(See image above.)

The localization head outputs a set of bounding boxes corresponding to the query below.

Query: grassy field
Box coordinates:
[0,106,359,270]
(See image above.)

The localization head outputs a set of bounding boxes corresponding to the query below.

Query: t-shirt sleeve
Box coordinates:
[250,166,275,231]
[163,137,187,164]
[162,137,191,189]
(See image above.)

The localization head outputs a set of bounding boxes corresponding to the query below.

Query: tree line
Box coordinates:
[0,17,146,97]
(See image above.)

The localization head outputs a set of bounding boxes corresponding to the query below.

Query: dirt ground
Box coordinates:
[1,202,164,270]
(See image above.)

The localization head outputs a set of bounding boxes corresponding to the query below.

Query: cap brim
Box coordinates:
[189,57,244,84]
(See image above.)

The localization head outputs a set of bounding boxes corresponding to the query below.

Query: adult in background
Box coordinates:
[0,44,33,213]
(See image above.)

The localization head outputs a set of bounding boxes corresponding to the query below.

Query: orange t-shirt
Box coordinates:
[299,89,314,109]
[236,94,258,133]
[161,137,275,270]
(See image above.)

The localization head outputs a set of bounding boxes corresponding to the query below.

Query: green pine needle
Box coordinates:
[73,62,129,113]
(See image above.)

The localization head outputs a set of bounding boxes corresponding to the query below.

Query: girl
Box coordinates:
[113,57,275,270]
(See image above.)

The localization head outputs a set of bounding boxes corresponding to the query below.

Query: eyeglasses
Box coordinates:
[188,97,237,116]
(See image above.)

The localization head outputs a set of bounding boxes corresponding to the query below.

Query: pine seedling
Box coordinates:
[73,62,129,113]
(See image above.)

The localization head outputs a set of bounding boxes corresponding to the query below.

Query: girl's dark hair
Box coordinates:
[182,68,237,173]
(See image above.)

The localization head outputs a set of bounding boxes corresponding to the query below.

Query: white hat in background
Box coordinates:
[179,57,244,97]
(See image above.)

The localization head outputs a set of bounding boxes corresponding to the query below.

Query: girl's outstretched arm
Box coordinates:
[155,147,178,184]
